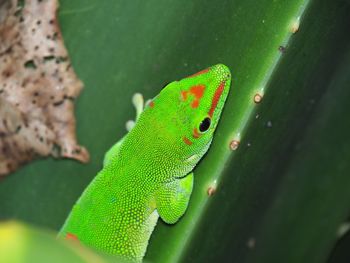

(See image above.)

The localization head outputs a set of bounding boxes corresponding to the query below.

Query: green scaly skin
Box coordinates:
[59,64,231,262]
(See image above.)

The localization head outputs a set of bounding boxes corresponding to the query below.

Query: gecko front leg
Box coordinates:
[155,173,194,224]
[125,93,145,131]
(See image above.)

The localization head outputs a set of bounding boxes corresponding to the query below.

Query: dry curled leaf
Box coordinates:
[0,0,89,176]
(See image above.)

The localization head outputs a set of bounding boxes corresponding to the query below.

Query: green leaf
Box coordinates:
[0,0,349,262]
[0,221,120,263]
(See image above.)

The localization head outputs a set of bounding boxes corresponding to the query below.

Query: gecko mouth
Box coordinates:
[182,139,212,166]
[175,154,200,179]
[185,154,199,163]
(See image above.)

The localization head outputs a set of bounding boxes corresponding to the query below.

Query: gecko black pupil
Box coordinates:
[199,117,211,132]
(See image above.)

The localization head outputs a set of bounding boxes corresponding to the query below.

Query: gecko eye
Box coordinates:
[199,117,211,132]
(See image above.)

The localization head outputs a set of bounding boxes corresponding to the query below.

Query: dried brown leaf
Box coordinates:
[0,0,89,176]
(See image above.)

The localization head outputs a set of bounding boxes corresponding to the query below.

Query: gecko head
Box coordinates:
[152,64,231,169]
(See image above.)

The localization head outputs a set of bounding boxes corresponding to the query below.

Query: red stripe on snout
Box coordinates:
[208,81,225,118]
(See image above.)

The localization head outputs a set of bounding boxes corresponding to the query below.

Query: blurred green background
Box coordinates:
[0,0,350,262]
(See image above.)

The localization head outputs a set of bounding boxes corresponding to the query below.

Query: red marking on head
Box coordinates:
[189,85,205,99]
[66,233,79,242]
[208,81,226,117]
[187,68,210,78]
[149,101,154,108]
[191,100,199,108]
[193,128,201,138]
[181,90,188,101]
[183,137,192,145]
[181,85,205,108]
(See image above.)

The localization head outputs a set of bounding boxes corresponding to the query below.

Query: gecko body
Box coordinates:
[59,64,231,261]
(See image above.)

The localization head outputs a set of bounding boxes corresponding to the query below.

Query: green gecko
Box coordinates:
[59,64,231,262]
